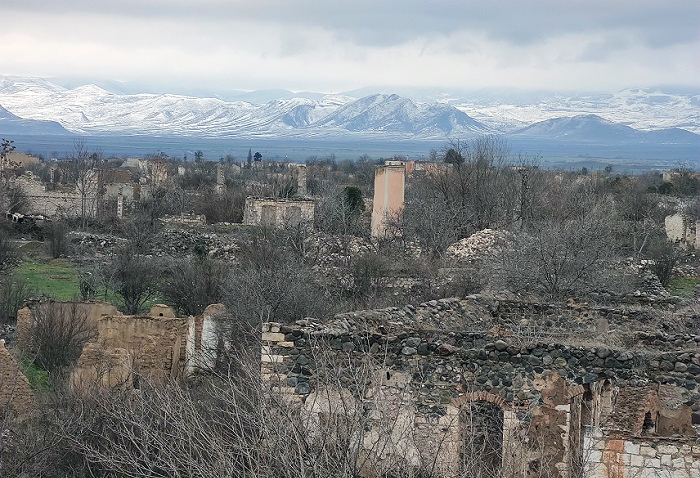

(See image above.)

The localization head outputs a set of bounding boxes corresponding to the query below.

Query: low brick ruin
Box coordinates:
[261,295,700,478]
[70,304,225,390]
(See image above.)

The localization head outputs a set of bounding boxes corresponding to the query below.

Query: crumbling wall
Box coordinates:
[585,431,700,478]
[260,296,700,478]
[0,340,36,419]
[71,304,226,390]
[17,301,121,354]
[666,213,697,248]
[15,173,90,217]
[93,315,188,381]
[243,196,315,227]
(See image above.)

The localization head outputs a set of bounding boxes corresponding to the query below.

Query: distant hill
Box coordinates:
[0,75,697,145]
[513,114,699,144]
[314,94,488,136]
[0,104,71,136]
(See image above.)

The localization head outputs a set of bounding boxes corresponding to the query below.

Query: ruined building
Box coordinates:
[371,161,405,238]
[15,300,224,391]
[666,213,700,250]
[243,196,315,228]
[69,303,224,390]
[261,296,700,478]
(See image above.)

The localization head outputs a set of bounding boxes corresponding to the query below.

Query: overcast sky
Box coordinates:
[1,0,698,94]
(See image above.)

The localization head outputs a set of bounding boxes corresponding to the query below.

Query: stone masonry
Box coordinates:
[243,196,315,228]
[261,296,700,478]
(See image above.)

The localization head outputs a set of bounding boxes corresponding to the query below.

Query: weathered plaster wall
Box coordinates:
[17,301,121,355]
[666,213,697,249]
[71,304,226,390]
[0,340,36,419]
[371,162,405,238]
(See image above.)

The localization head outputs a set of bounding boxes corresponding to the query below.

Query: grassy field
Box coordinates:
[668,276,700,298]
[15,258,166,313]
[15,259,81,301]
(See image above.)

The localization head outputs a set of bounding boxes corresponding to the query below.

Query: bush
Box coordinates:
[0,274,34,323]
[45,220,70,258]
[24,302,95,373]
[0,224,17,271]
[161,257,228,316]
[644,237,679,287]
[105,244,161,314]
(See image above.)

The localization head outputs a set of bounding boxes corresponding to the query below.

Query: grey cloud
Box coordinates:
[577,36,631,62]
[3,0,698,49]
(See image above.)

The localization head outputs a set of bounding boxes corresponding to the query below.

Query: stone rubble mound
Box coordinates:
[445,229,514,264]
[148,229,238,260]
[69,231,128,254]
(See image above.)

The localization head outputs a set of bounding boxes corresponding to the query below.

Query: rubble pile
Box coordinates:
[445,229,513,265]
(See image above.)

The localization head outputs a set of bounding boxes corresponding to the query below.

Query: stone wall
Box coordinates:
[243,196,315,228]
[260,296,700,477]
[15,173,94,217]
[0,340,36,419]
[585,431,700,478]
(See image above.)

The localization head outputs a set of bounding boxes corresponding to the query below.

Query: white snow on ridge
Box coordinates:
[0,76,697,138]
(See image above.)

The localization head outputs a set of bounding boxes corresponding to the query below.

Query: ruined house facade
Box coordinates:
[243,196,315,228]
[69,303,224,390]
[261,296,700,478]
[666,213,700,250]
[9,158,167,219]
[15,300,223,391]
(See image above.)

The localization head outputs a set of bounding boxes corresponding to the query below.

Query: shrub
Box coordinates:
[24,302,95,372]
[45,220,70,259]
[0,274,34,324]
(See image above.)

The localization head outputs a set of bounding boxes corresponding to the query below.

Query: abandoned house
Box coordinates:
[243,196,315,228]
[68,303,224,390]
[15,300,224,391]
[261,296,700,478]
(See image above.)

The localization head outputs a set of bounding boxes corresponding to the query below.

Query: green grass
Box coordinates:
[15,259,81,300]
[668,276,700,298]
[20,357,50,390]
[15,259,168,314]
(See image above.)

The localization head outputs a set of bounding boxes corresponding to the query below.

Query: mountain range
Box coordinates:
[0,75,698,147]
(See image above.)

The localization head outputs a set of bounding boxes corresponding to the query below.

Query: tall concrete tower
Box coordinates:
[371,161,405,238]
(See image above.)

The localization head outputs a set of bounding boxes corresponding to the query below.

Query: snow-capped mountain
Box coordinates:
[0,75,697,144]
[314,94,487,135]
[0,104,71,136]
[454,87,700,134]
[513,114,700,144]
[0,76,486,139]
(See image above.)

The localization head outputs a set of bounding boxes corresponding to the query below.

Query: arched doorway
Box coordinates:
[460,400,505,477]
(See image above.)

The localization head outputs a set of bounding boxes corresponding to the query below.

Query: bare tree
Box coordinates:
[161,256,228,316]
[490,196,626,298]
[61,141,100,228]
[106,244,161,314]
